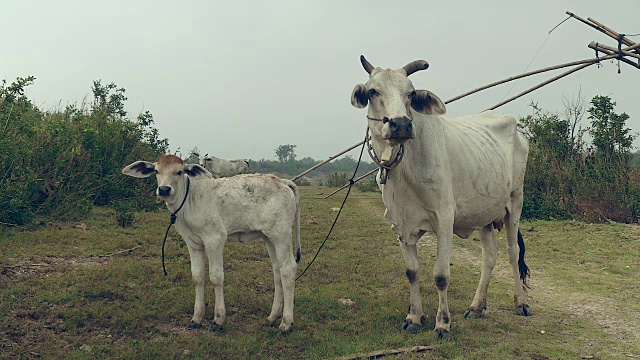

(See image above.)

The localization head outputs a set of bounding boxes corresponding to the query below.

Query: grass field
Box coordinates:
[1,186,639,359]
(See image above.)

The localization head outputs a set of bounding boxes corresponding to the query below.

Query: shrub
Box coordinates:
[326,172,349,188]
[357,177,380,193]
[0,77,167,225]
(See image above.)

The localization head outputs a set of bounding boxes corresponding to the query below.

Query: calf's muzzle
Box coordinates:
[158,186,171,197]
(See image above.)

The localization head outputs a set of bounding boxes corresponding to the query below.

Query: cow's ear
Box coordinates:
[411,90,446,115]
[351,84,368,108]
[184,164,213,179]
[122,161,156,178]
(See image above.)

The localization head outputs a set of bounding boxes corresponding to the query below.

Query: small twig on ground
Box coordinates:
[97,245,142,258]
[336,345,435,360]
[1,263,49,269]
[0,221,23,227]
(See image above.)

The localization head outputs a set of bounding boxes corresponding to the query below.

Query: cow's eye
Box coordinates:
[177,170,183,175]
[409,91,416,98]
[369,88,379,97]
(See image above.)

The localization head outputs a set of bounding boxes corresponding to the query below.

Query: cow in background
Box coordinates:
[198,153,249,178]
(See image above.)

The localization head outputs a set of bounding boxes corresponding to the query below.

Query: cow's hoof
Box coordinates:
[187,322,201,330]
[209,322,224,332]
[401,316,426,334]
[464,308,483,319]
[435,328,452,340]
[515,304,532,316]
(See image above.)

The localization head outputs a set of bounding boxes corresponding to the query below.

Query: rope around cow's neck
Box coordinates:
[161,176,190,276]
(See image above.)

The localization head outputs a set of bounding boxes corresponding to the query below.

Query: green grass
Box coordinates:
[1,187,639,359]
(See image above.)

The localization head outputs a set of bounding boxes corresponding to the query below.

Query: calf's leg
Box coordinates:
[185,245,207,329]
[265,237,297,333]
[205,239,227,331]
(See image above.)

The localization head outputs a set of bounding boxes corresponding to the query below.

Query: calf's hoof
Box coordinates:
[515,304,532,316]
[278,322,293,334]
[265,316,281,328]
[401,316,427,334]
[209,322,224,332]
[187,322,201,330]
[463,308,483,319]
[435,327,452,340]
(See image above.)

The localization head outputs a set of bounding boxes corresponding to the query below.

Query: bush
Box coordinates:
[0,77,168,225]
[520,97,639,223]
[357,177,380,193]
[294,177,311,186]
[326,172,349,188]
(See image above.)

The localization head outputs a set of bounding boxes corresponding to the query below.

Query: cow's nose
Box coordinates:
[389,117,413,139]
[158,186,171,196]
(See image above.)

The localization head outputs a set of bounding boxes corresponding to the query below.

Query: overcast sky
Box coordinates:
[2,1,638,161]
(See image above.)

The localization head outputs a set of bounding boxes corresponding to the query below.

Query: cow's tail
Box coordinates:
[517,228,530,288]
[287,181,302,263]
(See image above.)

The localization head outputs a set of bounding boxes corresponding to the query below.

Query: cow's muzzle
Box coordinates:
[387,117,414,141]
[158,186,171,197]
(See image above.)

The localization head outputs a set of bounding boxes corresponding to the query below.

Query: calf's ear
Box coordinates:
[122,161,156,178]
[351,84,368,108]
[411,90,446,115]
[184,164,213,179]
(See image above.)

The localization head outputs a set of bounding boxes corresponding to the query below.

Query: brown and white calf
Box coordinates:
[122,154,301,332]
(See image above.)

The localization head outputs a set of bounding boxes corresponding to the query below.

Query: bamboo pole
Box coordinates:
[445,56,612,104]
[567,12,639,53]
[323,168,378,199]
[486,60,599,111]
[589,41,640,69]
[290,141,364,181]
[588,41,640,63]
[587,17,637,48]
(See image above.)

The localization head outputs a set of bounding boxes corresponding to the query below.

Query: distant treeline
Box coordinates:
[1,76,639,225]
[246,156,378,185]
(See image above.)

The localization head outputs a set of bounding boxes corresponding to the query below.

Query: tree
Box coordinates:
[588,95,634,163]
[275,144,297,163]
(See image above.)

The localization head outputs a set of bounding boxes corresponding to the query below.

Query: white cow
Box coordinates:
[351,56,530,339]
[122,154,301,333]
[198,154,249,178]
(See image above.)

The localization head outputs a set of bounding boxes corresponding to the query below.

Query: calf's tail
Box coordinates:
[288,182,302,263]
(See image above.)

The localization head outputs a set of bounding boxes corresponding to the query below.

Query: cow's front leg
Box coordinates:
[433,228,453,339]
[464,224,498,319]
[185,245,207,330]
[399,239,426,334]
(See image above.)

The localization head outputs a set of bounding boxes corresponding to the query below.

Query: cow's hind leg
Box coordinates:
[505,212,531,316]
[399,239,426,334]
[464,224,498,319]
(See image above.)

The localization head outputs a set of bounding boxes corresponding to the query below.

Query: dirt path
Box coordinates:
[416,233,640,347]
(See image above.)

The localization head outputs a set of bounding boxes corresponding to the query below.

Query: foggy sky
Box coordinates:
[2,0,638,161]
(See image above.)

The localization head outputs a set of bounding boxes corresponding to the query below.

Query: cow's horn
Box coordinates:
[403,60,429,76]
[360,55,374,74]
